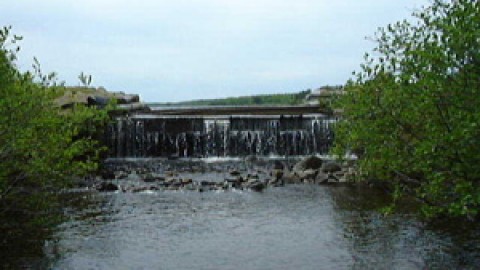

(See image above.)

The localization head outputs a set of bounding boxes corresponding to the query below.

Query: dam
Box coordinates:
[106,105,337,158]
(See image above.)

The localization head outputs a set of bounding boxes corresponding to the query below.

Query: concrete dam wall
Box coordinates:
[106,112,336,158]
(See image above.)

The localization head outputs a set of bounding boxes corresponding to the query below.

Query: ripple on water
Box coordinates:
[48,176,480,270]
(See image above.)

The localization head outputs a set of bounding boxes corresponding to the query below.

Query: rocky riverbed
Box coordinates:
[90,156,357,194]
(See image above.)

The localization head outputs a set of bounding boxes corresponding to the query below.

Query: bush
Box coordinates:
[0,26,110,218]
[334,0,480,219]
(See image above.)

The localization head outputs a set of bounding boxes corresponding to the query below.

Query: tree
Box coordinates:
[334,0,480,219]
[0,26,110,220]
[78,71,92,87]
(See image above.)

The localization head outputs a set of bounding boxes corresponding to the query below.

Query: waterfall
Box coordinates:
[106,114,336,158]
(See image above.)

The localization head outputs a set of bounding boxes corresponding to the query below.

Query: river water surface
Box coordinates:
[5,159,480,269]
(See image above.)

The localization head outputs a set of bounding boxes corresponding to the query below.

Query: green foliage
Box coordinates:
[155,90,311,106]
[0,26,110,217]
[334,0,480,219]
[78,71,92,87]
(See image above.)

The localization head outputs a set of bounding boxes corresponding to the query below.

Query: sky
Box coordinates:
[1,0,429,102]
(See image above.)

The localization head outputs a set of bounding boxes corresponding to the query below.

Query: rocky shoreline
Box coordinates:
[88,156,357,193]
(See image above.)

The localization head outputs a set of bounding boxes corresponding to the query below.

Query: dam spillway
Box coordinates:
[106,106,336,158]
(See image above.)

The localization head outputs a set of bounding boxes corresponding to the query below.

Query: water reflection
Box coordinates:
[329,185,480,269]
[0,191,112,269]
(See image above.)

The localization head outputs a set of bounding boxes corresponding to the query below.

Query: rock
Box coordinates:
[183,184,196,191]
[328,173,340,182]
[268,178,284,187]
[171,181,183,187]
[165,171,177,177]
[225,177,240,183]
[293,156,323,172]
[230,170,242,176]
[100,170,116,180]
[200,181,215,186]
[142,173,164,182]
[272,160,285,170]
[115,171,129,179]
[131,186,150,193]
[300,169,318,180]
[303,178,315,184]
[283,172,301,184]
[116,94,140,104]
[182,178,193,185]
[165,177,177,184]
[322,161,342,173]
[87,96,110,108]
[315,172,329,184]
[246,178,259,184]
[96,182,118,192]
[271,169,284,180]
[247,181,266,192]
[225,177,242,188]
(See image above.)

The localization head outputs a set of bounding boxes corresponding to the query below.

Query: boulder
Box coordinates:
[322,161,342,173]
[87,96,110,108]
[293,156,323,172]
[116,94,140,104]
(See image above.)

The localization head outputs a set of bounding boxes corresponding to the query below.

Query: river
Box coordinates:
[3,159,480,269]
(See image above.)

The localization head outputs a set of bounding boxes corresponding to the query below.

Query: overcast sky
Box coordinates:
[1,0,429,102]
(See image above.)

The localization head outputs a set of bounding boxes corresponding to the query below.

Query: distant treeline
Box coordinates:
[154,90,312,106]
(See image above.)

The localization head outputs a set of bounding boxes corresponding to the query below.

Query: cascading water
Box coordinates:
[106,114,336,158]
